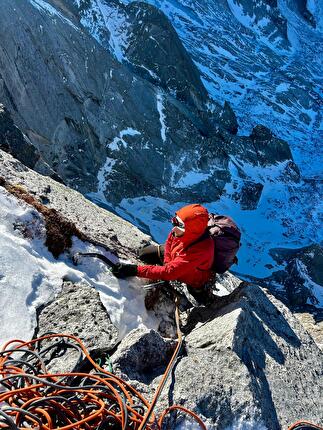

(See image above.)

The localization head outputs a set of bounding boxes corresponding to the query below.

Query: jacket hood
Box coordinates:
[175,204,209,245]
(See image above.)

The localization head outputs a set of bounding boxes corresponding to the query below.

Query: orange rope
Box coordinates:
[159,405,207,429]
[288,421,323,430]
[0,327,206,429]
[138,295,183,430]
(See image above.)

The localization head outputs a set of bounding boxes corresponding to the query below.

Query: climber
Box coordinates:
[111,204,214,296]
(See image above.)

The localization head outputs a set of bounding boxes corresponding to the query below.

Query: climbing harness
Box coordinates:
[0,301,206,429]
[288,421,323,430]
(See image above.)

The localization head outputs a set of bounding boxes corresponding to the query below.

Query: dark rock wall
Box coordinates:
[0,0,299,209]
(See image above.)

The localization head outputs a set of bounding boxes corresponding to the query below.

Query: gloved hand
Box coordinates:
[111,263,138,278]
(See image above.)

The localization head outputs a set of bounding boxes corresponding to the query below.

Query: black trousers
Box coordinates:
[138,244,165,265]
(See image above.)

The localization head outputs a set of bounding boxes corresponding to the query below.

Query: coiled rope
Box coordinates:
[288,421,323,430]
[0,300,206,430]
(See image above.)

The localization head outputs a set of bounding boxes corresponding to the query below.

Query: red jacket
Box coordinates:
[137,204,214,289]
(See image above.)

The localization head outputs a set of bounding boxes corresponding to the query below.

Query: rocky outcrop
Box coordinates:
[114,283,323,429]
[271,244,323,288]
[293,0,317,28]
[250,125,294,166]
[217,101,239,135]
[222,125,298,169]
[35,282,119,372]
[0,149,151,259]
[0,104,39,167]
[259,245,323,312]
[121,1,209,109]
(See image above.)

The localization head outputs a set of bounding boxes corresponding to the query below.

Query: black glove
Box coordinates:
[111,263,138,278]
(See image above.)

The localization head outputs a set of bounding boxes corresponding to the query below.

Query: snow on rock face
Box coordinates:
[0,153,159,345]
[71,0,322,310]
[0,188,68,344]
[0,0,234,206]
[263,244,323,308]
[0,1,320,314]
[74,0,131,62]
[29,0,79,30]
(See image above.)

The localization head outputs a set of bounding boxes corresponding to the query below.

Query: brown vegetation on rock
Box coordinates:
[0,176,87,258]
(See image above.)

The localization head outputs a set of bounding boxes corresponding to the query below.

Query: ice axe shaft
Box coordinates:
[72,252,117,269]
[142,281,167,291]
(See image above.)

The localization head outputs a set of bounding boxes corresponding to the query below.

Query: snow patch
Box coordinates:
[29,0,79,30]
[296,259,323,307]
[0,188,157,345]
[275,82,290,93]
[108,128,141,151]
[230,158,290,183]
[96,157,116,199]
[138,63,159,80]
[76,0,130,62]
[214,45,236,60]
[156,91,167,142]
[176,170,211,188]
[227,0,256,28]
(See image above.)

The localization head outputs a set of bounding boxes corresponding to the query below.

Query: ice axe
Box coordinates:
[73,253,168,290]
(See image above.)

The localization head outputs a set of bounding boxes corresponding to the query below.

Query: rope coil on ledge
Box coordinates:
[288,421,323,430]
[0,321,206,429]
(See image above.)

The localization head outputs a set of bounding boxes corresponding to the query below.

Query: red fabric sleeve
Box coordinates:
[137,256,190,282]
[163,232,173,264]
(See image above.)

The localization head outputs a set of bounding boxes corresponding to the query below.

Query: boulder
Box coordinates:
[111,328,176,383]
[35,281,119,373]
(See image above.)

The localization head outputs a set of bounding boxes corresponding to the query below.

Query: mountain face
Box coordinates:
[0,0,296,205]
[115,0,322,177]
[0,0,322,310]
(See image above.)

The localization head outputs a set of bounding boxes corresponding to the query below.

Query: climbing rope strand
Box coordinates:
[288,421,323,430]
[158,405,208,429]
[138,295,207,430]
[0,319,207,429]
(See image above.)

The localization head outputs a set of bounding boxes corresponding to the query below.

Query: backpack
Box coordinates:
[207,213,241,274]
